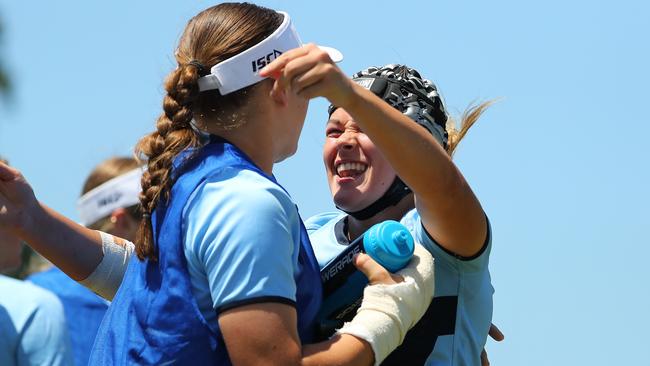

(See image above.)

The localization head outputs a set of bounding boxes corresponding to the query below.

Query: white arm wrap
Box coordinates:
[336,244,435,365]
[78,231,134,301]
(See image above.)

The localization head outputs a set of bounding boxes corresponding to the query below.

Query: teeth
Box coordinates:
[336,162,368,176]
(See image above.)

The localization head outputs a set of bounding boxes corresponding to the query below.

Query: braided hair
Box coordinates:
[134,3,282,260]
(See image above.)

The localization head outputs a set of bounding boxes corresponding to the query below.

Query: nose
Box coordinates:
[336,130,357,151]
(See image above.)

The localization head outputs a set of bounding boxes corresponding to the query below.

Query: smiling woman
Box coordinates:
[307,64,497,365]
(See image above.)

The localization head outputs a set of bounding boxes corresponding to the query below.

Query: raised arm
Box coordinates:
[0,161,110,280]
[339,84,486,257]
[261,47,486,257]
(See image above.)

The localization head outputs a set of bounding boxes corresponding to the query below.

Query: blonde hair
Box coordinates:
[445,100,496,157]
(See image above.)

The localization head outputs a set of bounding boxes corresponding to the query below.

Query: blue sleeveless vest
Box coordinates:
[89,137,322,365]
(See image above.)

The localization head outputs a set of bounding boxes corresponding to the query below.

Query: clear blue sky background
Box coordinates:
[1,1,648,365]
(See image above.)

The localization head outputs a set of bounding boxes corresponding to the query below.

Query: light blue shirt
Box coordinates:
[28,267,109,366]
[182,168,302,332]
[0,274,74,366]
[306,209,494,366]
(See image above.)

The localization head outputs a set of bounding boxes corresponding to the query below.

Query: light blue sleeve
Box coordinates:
[183,169,300,313]
[401,209,492,273]
[17,284,74,366]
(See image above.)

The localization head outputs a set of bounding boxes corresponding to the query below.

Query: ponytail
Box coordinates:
[446,100,496,157]
[134,63,203,260]
[132,3,283,261]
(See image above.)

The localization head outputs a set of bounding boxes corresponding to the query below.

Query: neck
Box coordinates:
[346,194,415,241]
[200,83,293,176]
[217,123,275,174]
[203,107,278,175]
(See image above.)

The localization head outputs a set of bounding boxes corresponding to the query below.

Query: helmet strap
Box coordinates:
[337,177,412,221]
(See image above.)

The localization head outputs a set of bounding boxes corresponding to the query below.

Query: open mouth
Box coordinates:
[335,161,368,179]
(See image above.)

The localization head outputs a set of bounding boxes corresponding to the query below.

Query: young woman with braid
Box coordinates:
[0,3,434,366]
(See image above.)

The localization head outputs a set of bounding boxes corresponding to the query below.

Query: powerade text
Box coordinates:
[321,244,362,283]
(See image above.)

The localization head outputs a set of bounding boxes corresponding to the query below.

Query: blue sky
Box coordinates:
[1,1,648,364]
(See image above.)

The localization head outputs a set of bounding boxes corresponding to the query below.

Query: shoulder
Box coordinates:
[27,267,65,288]
[403,209,493,271]
[0,275,60,306]
[30,267,110,306]
[305,212,347,268]
[304,211,343,232]
[0,277,73,366]
[186,168,295,222]
[0,275,65,323]
[183,168,301,262]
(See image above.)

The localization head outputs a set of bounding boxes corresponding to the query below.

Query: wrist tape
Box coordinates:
[336,244,434,365]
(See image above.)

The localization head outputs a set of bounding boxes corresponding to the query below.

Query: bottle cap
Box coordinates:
[363,220,415,272]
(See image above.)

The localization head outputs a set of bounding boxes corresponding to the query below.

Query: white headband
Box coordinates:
[77,168,143,226]
[197,11,343,95]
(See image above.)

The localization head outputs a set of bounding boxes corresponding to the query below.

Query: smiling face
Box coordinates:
[323,108,397,211]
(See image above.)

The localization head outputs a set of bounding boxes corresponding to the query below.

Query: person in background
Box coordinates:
[28,156,141,366]
[0,156,73,366]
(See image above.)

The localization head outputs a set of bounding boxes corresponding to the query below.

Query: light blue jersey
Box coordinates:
[182,168,303,332]
[28,267,109,366]
[0,274,74,366]
[306,209,494,366]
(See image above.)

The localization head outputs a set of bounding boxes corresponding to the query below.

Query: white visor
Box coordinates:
[197,11,343,95]
[77,168,143,226]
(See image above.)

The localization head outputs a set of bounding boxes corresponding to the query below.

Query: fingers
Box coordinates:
[259,44,313,78]
[0,161,20,181]
[481,325,503,366]
[481,349,490,366]
[291,63,330,97]
[488,323,505,341]
[269,54,317,98]
[0,162,22,199]
[354,253,391,285]
[262,44,336,99]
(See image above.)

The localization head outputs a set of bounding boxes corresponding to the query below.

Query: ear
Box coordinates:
[110,208,135,233]
[270,85,289,107]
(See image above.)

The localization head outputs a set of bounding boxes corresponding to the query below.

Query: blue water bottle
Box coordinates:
[315,220,415,339]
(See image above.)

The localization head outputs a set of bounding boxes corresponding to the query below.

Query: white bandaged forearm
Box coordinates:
[78,231,135,301]
[336,244,435,366]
